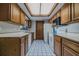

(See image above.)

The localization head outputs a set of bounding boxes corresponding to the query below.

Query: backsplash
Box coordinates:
[55,23,79,33]
[67,23,79,33]
[0,21,20,32]
[55,26,67,33]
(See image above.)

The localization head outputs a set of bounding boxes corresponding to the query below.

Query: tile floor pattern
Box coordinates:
[26,40,55,56]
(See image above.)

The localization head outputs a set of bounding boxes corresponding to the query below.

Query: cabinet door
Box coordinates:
[21,38,25,56]
[28,20,32,28]
[21,36,28,56]
[72,3,79,21]
[61,4,71,24]
[53,14,57,20]
[0,38,20,56]
[54,35,62,56]
[62,45,79,56]
[21,11,25,25]
[62,38,79,56]
[49,16,54,23]
[11,4,21,24]
[0,4,10,21]
[57,11,61,18]
[25,36,28,55]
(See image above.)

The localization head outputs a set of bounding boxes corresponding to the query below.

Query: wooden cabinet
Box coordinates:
[32,32,34,43]
[54,35,79,56]
[72,3,79,21]
[20,11,25,25]
[54,35,62,56]
[0,3,21,24]
[56,11,61,18]
[48,19,52,24]
[52,14,57,22]
[48,10,61,24]
[0,36,28,56]
[62,38,79,56]
[11,4,21,24]
[62,45,79,56]
[28,20,32,28]
[61,4,71,24]
[21,37,25,56]
[49,14,57,24]
[48,3,79,24]
[0,3,28,25]
[0,3,11,21]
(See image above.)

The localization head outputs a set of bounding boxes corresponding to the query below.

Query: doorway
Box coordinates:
[36,21,44,40]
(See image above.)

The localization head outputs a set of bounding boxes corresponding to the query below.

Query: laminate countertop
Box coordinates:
[56,32,79,42]
[0,31,29,38]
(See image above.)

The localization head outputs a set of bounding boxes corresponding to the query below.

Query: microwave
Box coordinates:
[53,17,61,25]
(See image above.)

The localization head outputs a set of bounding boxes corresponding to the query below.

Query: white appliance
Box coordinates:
[44,23,54,52]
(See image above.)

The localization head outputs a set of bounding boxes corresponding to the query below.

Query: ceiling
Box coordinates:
[18,3,64,21]
[25,3,56,16]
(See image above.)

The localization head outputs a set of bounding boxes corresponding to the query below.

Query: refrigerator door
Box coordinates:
[44,23,51,43]
[44,23,54,52]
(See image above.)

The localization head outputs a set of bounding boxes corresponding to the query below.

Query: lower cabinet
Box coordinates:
[21,36,28,56]
[54,35,62,56]
[0,35,28,56]
[62,45,79,56]
[54,35,79,56]
[32,32,34,43]
[62,38,79,56]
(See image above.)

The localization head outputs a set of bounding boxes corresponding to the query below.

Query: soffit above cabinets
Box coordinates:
[25,3,56,16]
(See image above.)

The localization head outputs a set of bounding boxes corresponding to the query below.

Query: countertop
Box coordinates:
[0,31,29,38]
[0,21,34,38]
[56,32,79,42]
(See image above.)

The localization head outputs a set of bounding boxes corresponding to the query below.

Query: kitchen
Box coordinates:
[0,3,79,56]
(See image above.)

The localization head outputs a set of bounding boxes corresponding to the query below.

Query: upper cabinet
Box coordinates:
[0,4,10,21]
[49,14,57,24]
[28,20,32,28]
[11,4,21,24]
[48,3,79,25]
[72,3,79,21]
[56,11,61,18]
[20,11,25,25]
[61,3,79,23]
[61,4,71,24]
[0,3,29,25]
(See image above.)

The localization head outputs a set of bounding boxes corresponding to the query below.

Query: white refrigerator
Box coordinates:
[44,23,54,52]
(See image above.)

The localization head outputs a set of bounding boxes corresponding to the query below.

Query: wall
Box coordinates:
[67,23,79,33]
[0,21,20,33]
[30,21,36,39]
[56,23,79,33]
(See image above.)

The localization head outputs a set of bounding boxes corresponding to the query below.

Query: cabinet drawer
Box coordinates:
[63,45,79,56]
[62,38,79,54]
